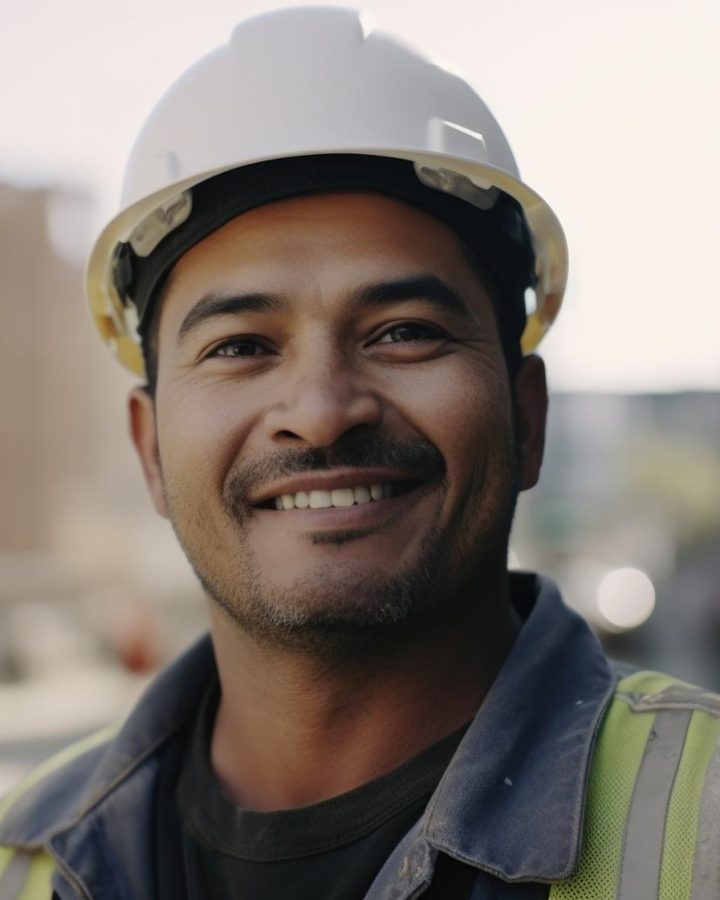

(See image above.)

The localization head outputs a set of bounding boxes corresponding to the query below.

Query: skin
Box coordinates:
[129,191,548,810]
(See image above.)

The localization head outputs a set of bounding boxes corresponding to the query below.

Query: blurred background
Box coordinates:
[1,0,718,793]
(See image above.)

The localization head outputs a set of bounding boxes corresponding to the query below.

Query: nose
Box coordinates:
[263,352,383,448]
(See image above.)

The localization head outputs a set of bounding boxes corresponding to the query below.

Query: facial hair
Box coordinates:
[163,428,520,661]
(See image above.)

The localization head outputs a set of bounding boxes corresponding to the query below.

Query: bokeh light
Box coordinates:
[596,567,656,632]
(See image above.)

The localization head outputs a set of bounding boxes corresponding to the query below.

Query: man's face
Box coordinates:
[130,191,546,652]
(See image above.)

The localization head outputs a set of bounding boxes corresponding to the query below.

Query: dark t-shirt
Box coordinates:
[154,684,477,899]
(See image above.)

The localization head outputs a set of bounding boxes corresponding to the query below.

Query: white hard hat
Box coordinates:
[86,6,568,377]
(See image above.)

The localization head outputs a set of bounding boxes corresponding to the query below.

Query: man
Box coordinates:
[1,8,719,899]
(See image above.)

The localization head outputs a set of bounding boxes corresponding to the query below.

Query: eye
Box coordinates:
[207,336,271,359]
[375,322,446,344]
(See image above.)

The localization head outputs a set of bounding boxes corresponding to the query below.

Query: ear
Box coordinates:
[128,387,168,518]
[512,354,548,491]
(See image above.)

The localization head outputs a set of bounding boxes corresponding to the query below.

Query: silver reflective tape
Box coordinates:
[0,851,32,900]
[691,734,720,899]
[618,708,692,900]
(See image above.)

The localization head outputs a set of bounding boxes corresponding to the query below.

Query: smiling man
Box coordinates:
[2,8,720,900]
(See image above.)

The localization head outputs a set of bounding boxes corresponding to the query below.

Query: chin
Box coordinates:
[195,544,460,659]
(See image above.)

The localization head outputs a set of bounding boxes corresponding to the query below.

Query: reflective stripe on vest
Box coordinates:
[550,671,720,900]
[0,848,53,900]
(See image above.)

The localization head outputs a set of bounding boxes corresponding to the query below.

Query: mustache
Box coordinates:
[225,433,446,512]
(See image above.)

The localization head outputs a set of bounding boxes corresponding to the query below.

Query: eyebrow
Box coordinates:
[177,292,285,346]
[176,274,471,347]
[350,274,471,317]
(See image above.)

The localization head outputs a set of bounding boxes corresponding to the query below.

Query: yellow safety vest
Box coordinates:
[550,670,720,900]
[1,671,719,899]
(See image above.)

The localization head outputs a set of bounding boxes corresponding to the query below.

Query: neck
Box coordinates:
[208,574,520,811]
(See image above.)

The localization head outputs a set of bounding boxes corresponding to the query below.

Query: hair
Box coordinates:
[138,273,168,398]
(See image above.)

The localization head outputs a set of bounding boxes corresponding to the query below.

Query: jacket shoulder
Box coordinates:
[0,725,117,846]
[0,726,117,899]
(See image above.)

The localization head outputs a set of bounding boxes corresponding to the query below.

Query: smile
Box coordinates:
[253,477,431,534]
[251,468,426,513]
[273,483,393,510]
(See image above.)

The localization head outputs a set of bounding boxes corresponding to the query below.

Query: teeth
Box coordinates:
[272,483,395,509]
[309,490,332,509]
[331,488,355,507]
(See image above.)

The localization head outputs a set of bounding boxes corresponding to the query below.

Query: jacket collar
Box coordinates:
[421,572,615,881]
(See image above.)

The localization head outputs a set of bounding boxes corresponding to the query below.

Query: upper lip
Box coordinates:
[249,468,422,506]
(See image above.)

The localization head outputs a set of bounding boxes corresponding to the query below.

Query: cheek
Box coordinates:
[379,360,512,466]
[155,383,262,497]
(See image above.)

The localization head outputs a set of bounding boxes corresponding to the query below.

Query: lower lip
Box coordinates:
[254,484,433,531]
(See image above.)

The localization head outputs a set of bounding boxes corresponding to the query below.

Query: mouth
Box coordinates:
[257,480,422,511]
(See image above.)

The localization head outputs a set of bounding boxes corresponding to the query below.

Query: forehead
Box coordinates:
[165,190,481,298]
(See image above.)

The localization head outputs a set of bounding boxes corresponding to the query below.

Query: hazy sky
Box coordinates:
[2,0,719,391]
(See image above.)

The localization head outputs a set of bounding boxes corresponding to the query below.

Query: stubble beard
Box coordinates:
[162,433,521,662]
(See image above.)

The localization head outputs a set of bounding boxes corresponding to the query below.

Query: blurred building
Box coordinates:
[0,182,200,681]
[1,183,88,551]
